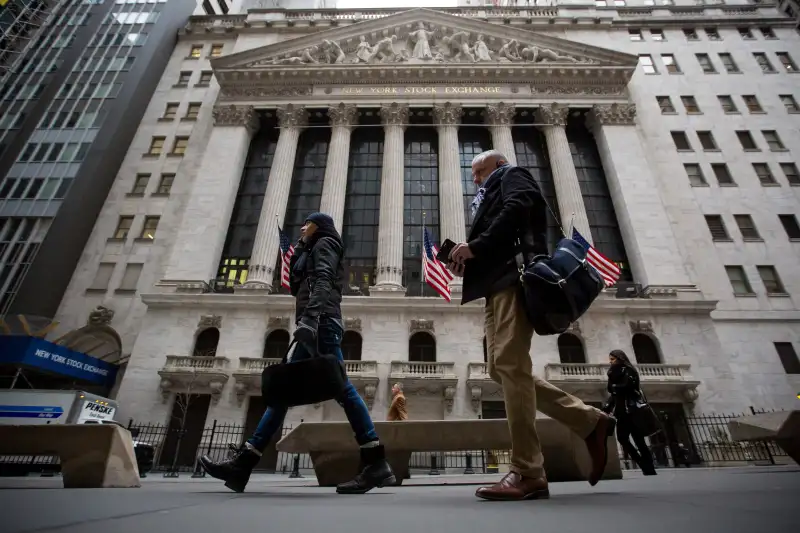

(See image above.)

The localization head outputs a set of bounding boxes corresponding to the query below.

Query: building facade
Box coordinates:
[51,3,800,435]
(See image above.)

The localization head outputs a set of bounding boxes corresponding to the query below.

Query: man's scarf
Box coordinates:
[470,164,510,217]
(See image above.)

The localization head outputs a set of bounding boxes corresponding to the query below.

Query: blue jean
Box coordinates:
[247,319,379,451]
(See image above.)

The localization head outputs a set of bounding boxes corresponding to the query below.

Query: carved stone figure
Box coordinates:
[498,39,521,62]
[521,46,579,63]
[272,46,319,65]
[87,305,114,327]
[442,31,475,62]
[409,22,435,60]
[367,35,399,63]
[473,34,492,62]
[323,39,345,64]
[355,35,372,63]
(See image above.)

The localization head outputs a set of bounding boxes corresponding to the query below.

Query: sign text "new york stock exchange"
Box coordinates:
[340,86,505,96]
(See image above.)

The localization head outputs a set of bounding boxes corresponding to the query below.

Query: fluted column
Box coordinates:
[244,104,307,288]
[535,104,593,242]
[485,103,517,166]
[162,105,259,285]
[372,103,408,294]
[319,104,358,232]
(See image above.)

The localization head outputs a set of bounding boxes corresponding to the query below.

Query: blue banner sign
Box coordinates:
[0,336,118,387]
[0,405,65,419]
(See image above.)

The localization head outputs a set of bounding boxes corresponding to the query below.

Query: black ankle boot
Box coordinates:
[199,444,261,493]
[336,444,396,494]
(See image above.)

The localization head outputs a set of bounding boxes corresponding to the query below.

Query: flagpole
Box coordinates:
[566,212,575,239]
[421,211,426,297]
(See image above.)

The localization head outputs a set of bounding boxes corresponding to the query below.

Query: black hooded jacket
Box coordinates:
[288,222,345,322]
[604,363,643,417]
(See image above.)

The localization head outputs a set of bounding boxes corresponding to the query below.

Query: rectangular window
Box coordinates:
[684,164,707,186]
[754,53,776,73]
[177,71,191,86]
[705,215,730,241]
[147,136,165,156]
[189,45,203,58]
[718,95,738,113]
[657,96,675,113]
[629,29,643,41]
[776,52,798,72]
[774,343,800,374]
[757,266,785,294]
[650,29,664,41]
[725,265,754,295]
[88,263,114,291]
[113,216,134,239]
[171,136,189,155]
[760,27,776,39]
[683,28,699,41]
[696,53,716,73]
[719,53,740,73]
[671,131,692,151]
[131,173,149,195]
[185,103,201,120]
[639,55,657,74]
[780,163,800,186]
[738,27,754,39]
[198,71,213,86]
[705,28,721,41]
[681,96,701,113]
[662,54,681,73]
[46,143,63,162]
[752,163,776,186]
[712,163,735,186]
[735,214,761,240]
[156,174,174,195]
[742,95,763,113]
[779,214,800,239]
[762,130,785,150]
[780,94,800,113]
[140,216,159,240]
[736,131,758,150]
[697,131,717,150]
[162,103,178,120]
[19,144,36,162]
[210,44,224,57]
[118,263,143,292]
[32,143,50,162]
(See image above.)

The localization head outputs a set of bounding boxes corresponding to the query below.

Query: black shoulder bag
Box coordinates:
[627,388,663,438]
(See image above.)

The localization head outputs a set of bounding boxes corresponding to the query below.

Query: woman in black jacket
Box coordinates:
[199,212,395,494]
[603,349,657,475]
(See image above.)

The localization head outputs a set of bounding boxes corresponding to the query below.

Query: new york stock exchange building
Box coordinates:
[53,3,800,464]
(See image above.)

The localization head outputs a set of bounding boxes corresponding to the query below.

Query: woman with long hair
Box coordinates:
[604,349,657,475]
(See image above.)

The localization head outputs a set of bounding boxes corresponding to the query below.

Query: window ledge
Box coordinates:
[743,148,761,152]
[724,111,742,115]
[668,72,685,75]
[142,153,161,158]
[85,288,108,295]
[748,111,767,115]
[157,117,175,123]
[180,117,197,122]
[106,237,125,243]
[134,238,155,243]
[742,238,765,242]
[760,183,780,187]
[194,83,210,88]
[151,192,170,197]
[770,148,789,152]
[114,289,137,295]
[167,153,184,158]
[690,183,710,188]
[766,292,791,297]
[661,111,679,115]
[734,293,757,297]
[676,149,694,152]
[703,148,722,152]
[686,112,703,115]
[789,238,800,242]
[185,56,200,60]
[125,192,145,198]
[788,110,800,114]
[727,71,743,75]
[173,83,189,89]
[712,238,734,243]
[702,71,719,75]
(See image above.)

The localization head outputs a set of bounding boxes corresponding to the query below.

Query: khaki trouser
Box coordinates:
[485,285,602,479]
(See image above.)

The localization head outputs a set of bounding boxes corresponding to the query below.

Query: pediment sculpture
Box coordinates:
[249,22,594,67]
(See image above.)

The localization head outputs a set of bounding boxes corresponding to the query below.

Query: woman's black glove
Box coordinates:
[293,315,319,351]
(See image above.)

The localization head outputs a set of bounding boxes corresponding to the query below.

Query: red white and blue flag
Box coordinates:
[422,226,453,302]
[572,228,621,287]
[277,225,295,290]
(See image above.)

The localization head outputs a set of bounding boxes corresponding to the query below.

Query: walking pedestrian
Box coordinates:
[387,383,409,421]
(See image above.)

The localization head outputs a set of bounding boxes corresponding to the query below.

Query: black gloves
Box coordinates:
[293,315,319,352]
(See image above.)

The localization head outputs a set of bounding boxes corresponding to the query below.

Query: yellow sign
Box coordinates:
[0,0,9,6]
[341,86,504,96]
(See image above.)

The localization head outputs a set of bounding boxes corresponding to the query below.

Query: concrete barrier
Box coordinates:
[0,424,141,488]
[277,419,621,486]
[728,410,800,465]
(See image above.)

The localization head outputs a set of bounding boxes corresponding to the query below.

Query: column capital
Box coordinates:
[328,103,359,128]
[277,104,309,129]
[586,103,637,130]
[534,103,569,127]
[212,104,260,134]
[433,102,463,127]
[485,102,516,126]
[379,103,409,128]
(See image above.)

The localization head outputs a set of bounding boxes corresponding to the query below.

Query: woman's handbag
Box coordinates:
[261,340,348,408]
[627,390,662,437]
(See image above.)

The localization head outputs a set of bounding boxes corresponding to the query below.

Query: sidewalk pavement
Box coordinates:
[1,466,798,533]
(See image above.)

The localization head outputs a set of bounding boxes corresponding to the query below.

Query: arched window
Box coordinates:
[632,333,661,364]
[557,333,586,364]
[341,331,363,361]
[409,331,436,362]
[193,328,219,357]
[263,330,290,359]
[482,336,488,363]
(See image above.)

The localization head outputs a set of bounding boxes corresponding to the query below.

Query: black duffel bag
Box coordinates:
[261,340,348,408]
[517,237,606,336]
[627,390,663,437]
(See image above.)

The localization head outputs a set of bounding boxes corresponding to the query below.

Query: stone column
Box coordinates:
[161,105,259,285]
[586,103,693,289]
[485,102,517,166]
[243,104,307,289]
[535,104,593,242]
[371,103,408,294]
[319,103,358,232]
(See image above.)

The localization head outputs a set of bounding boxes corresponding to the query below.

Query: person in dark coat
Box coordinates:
[447,149,616,501]
[603,349,657,475]
[199,212,395,494]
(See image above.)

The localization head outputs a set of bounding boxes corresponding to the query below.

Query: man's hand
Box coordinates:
[450,242,474,264]
[447,261,465,278]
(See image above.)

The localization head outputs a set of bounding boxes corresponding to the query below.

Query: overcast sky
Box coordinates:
[336,0,458,8]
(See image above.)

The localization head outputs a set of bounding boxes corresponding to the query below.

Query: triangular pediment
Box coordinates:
[213,8,636,72]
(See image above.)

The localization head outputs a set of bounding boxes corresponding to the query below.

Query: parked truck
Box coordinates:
[0,390,153,476]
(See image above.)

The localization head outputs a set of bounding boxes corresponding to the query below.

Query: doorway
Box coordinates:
[160,394,211,469]
[244,396,281,472]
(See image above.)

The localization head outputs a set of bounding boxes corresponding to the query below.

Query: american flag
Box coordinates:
[277,225,295,290]
[572,228,621,287]
[422,226,453,302]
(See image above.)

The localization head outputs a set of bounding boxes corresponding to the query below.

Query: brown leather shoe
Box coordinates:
[475,472,550,501]
[585,414,616,486]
